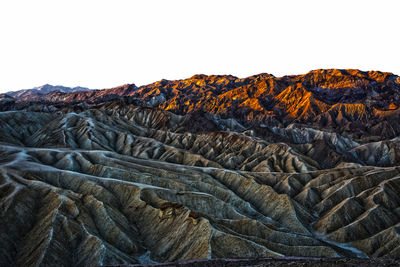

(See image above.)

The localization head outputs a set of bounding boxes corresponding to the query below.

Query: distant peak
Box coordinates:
[6,84,93,98]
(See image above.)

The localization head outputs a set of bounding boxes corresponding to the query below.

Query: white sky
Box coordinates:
[0,0,399,92]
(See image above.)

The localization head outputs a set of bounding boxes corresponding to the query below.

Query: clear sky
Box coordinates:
[0,0,399,92]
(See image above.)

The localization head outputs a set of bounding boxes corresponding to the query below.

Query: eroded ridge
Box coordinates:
[2,102,400,266]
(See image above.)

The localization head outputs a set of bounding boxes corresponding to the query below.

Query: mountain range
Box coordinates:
[5,84,92,99]
[2,69,400,266]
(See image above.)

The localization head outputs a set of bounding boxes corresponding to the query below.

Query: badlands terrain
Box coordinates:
[2,69,400,266]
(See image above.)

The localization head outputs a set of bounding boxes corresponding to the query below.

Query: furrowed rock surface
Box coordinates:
[2,69,400,266]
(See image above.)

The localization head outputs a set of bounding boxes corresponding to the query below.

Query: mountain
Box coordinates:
[2,69,400,266]
[4,69,400,139]
[5,84,93,100]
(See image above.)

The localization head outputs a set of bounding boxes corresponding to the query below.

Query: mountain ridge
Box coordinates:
[2,69,400,139]
[5,84,93,99]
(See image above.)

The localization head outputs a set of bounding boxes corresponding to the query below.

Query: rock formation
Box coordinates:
[2,69,400,266]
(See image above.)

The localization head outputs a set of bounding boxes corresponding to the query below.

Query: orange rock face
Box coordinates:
[4,69,400,139]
